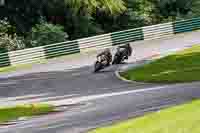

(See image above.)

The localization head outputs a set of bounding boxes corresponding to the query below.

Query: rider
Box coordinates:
[97,48,112,66]
[118,43,132,59]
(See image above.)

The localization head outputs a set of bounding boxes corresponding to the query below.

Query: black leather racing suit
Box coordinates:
[118,44,132,59]
[97,51,112,66]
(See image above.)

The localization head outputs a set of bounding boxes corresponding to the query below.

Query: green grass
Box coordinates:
[121,45,200,83]
[0,104,54,123]
[89,100,200,133]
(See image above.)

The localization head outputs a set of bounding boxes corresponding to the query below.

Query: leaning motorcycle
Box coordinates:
[112,49,125,64]
[112,48,128,64]
[94,55,108,72]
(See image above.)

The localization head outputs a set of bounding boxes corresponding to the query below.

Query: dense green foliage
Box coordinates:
[0,0,198,51]
[0,19,25,51]
[159,0,192,19]
[27,20,68,47]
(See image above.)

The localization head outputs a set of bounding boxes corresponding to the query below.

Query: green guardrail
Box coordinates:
[44,40,80,59]
[173,17,200,33]
[111,28,144,46]
[0,17,200,68]
[0,49,10,67]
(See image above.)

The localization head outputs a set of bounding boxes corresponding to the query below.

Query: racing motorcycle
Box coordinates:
[94,54,109,72]
[112,46,132,64]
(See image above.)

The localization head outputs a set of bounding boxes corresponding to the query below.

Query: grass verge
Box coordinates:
[121,45,200,83]
[89,100,200,133]
[0,104,54,123]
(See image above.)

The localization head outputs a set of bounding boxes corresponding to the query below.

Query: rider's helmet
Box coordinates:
[126,43,130,47]
[126,43,132,56]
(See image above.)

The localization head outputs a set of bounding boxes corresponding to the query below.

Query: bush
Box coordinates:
[0,34,26,51]
[0,19,25,51]
[28,21,68,47]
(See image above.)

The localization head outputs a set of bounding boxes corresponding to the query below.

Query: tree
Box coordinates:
[64,0,126,15]
[0,0,126,39]
[0,0,43,34]
[0,19,25,51]
[191,0,200,17]
[159,0,192,20]
[27,21,68,47]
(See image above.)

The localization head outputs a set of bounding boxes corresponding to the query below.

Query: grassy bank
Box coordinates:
[89,100,200,133]
[121,45,200,83]
[0,104,54,123]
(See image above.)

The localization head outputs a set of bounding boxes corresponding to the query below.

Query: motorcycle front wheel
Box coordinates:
[94,61,102,72]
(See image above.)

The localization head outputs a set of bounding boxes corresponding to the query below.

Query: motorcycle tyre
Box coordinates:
[94,61,102,72]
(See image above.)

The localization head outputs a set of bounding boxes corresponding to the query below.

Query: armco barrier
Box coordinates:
[0,17,200,68]
[8,47,45,65]
[142,22,173,40]
[44,40,80,59]
[193,18,200,31]
[173,17,200,33]
[78,33,112,53]
[0,52,10,67]
[111,27,144,46]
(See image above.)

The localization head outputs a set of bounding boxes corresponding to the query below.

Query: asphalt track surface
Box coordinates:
[0,31,200,133]
[0,64,200,133]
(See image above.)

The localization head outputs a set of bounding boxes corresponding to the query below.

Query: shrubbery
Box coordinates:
[27,21,68,47]
[0,19,25,51]
[0,19,68,51]
[0,0,197,52]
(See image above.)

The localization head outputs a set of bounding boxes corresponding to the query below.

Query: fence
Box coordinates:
[111,28,143,46]
[142,22,174,40]
[78,33,112,53]
[173,18,200,33]
[8,47,45,65]
[44,40,80,59]
[0,52,10,67]
[0,17,200,67]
